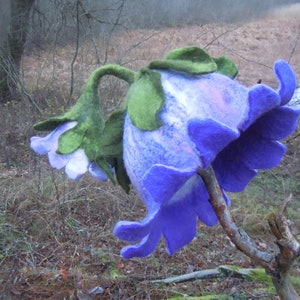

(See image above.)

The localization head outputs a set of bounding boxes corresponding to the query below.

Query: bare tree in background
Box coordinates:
[0,0,126,108]
[0,0,35,102]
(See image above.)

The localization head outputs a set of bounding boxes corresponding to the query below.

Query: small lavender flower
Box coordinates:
[30,121,108,181]
[29,65,134,189]
[114,59,300,258]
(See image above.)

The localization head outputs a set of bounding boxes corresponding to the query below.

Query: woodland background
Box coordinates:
[0,1,300,299]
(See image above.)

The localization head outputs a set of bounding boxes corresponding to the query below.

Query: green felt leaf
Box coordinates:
[114,157,131,194]
[166,47,213,63]
[103,156,131,193]
[214,56,238,78]
[83,128,104,159]
[33,78,103,132]
[148,47,217,74]
[71,88,103,125]
[33,115,72,131]
[126,69,164,130]
[97,155,130,193]
[94,110,130,192]
[57,124,84,155]
[96,157,116,184]
[99,110,126,156]
[35,81,105,160]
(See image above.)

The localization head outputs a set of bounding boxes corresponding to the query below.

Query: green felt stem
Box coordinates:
[34,65,135,131]
[74,64,136,117]
[58,65,135,156]
[88,64,136,90]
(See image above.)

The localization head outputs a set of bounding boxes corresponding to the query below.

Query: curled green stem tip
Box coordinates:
[88,64,136,89]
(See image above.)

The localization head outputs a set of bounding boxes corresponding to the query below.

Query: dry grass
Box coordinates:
[0,15,300,299]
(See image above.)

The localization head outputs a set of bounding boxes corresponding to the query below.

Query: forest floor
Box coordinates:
[0,13,300,299]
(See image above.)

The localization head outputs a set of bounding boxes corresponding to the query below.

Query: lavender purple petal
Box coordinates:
[120,229,162,259]
[188,118,239,168]
[30,121,77,155]
[88,161,109,181]
[252,106,300,140]
[64,148,89,180]
[274,59,297,105]
[30,121,107,181]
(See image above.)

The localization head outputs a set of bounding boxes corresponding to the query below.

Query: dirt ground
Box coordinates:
[0,13,300,300]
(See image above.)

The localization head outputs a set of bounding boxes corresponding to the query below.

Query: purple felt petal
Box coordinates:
[213,125,286,192]
[274,60,296,105]
[30,121,77,155]
[188,118,239,168]
[30,136,53,155]
[48,150,69,169]
[196,192,218,226]
[114,221,152,242]
[114,207,159,242]
[57,121,78,132]
[242,85,280,130]
[234,128,287,170]
[253,106,300,140]
[222,190,231,207]
[161,200,197,255]
[242,137,286,170]
[179,175,219,226]
[120,230,162,258]
[142,164,195,204]
[213,146,258,193]
[65,148,89,180]
[88,162,108,181]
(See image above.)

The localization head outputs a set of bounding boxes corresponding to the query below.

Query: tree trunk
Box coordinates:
[0,0,34,101]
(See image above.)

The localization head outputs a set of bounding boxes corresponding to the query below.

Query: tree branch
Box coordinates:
[198,166,300,299]
[151,265,280,285]
[268,195,300,299]
[198,166,274,268]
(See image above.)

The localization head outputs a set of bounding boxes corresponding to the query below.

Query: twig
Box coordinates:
[103,0,125,65]
[203,24,243,49]
[69,0,81,100]
[216,42,272,70]
[151,265,271,285]
[151,268,223,284]
[268,194,300,300]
